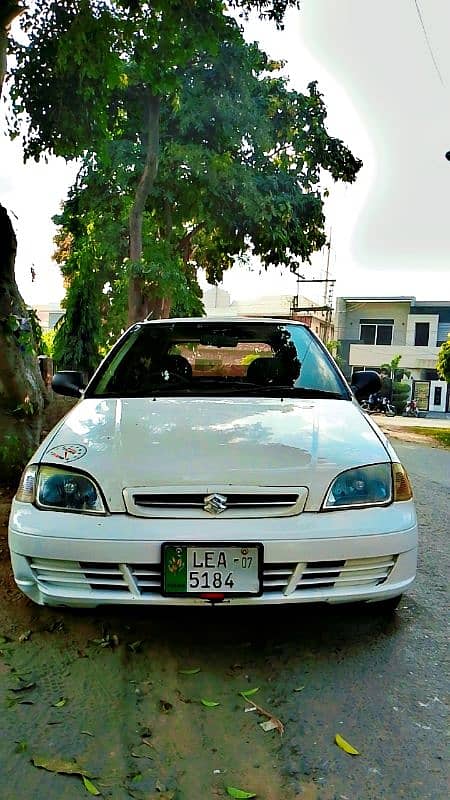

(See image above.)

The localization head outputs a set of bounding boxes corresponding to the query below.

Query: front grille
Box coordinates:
[133,493,299,508]
[263,555,397,594]
[28,554,397,600]
[123,487,307,519]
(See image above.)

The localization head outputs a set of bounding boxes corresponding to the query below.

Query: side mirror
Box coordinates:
[52,371,86,398]
[351,370,381,401]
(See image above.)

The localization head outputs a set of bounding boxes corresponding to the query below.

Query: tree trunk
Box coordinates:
[0,204,46,482]
[0,2,25,100]
[127,92,160,324]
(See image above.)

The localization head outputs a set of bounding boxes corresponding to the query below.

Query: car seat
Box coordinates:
[246,356,288,385]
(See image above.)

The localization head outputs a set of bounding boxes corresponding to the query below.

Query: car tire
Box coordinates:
[367,595,403,614]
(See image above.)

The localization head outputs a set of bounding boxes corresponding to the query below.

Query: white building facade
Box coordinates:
[335,297,449,414]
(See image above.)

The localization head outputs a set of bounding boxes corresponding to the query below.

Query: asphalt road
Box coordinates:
[0,442,448,800]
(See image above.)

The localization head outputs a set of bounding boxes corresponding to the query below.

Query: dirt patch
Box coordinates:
[1,488,295,799]
[376,423,448,449]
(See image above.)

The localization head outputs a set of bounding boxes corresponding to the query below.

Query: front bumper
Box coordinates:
[9,501,418,607]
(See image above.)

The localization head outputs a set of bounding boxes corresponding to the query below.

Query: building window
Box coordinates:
[433,387,442,406]
[414,322,429,346]
[360,323,393,345]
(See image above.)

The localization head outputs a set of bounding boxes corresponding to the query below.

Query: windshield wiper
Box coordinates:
[221,385,345,399]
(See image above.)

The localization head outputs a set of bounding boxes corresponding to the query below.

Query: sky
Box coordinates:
[0,0,449,308]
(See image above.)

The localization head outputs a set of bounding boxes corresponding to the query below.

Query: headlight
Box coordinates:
[16,465,105,513]
[323,463,392,510]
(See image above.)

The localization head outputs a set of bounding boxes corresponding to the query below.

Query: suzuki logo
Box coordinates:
[204,493,227,515]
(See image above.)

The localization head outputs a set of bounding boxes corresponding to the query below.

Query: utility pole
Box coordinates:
[290,231,335,344]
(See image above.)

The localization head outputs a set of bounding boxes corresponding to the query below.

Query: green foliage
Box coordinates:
[11,1,361,350]
[27,307,44,353]
[0,433,23,481]
[325,339,344,368]
[381,355,410,383]
[392,381,410,414]
[41,329,56,357]
[436,335,450,383]
[52,246,102,375]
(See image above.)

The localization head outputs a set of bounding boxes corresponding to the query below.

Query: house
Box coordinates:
[335,297,450,413]
[34,303,64,332]
[203,288,334,342]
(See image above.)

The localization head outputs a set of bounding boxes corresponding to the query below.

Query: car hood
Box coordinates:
[38,397,390,511]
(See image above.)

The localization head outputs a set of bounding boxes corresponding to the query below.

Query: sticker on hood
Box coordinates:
[47,444,87,462]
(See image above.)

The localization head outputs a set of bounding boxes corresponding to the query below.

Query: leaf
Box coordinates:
[82,776,101,796]
[226,787,256,798]
[259,720,278,732]
[127,641,143,653]
[18,630,32,642]
[31,756,90,776]
[178,667,201,675]
[335,733,360,756]
[81,731,94,737]
[239,687,259,699]
[53,698,67,707]
[11,681,36,692]
[294,686,305,692]
[242,698,284,736]
[201,699,220,708]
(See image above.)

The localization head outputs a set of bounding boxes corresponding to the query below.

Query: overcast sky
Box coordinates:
[1,0,449,307]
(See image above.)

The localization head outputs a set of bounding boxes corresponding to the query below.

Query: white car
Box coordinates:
[9,318,417,611]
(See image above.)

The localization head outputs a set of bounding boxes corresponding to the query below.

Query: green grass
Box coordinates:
[408,427,450,449]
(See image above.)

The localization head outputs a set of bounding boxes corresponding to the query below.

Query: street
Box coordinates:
[0,440,448,800]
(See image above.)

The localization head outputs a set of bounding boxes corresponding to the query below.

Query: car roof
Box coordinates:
[140,317,308,326]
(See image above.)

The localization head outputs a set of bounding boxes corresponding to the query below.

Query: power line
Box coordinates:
[413,0,445,86]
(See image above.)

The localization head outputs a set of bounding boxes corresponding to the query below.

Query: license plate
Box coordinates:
[162,543,263,596]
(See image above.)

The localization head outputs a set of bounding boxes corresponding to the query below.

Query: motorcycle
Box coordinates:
[360,393,396,417]
[404,399,419,417]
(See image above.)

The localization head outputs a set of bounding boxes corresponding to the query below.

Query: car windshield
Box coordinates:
[87,321,349,399]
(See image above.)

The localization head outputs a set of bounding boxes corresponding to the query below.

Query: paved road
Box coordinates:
[395,441,450,488]
[0,444,448,800]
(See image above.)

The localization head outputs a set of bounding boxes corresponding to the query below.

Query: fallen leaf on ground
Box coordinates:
[53,697,68,707]
[226,787,256,798]
[259,720,279,732]
[178,667,201,675]
[131,743,154,760]
[82,776,101,796]
[335,734,360,756]
[127,641,144,653]
[81,731,94,737]
[201,699,220,708]
[175,689,191,703]
[18,630,32,642]
[294,686,305,692]
[90,633,119,649]
[31,756,90,776]
[141,738,155,750]
[242,699,284,736]
[11,681,36,693]
[239,688,259,699]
